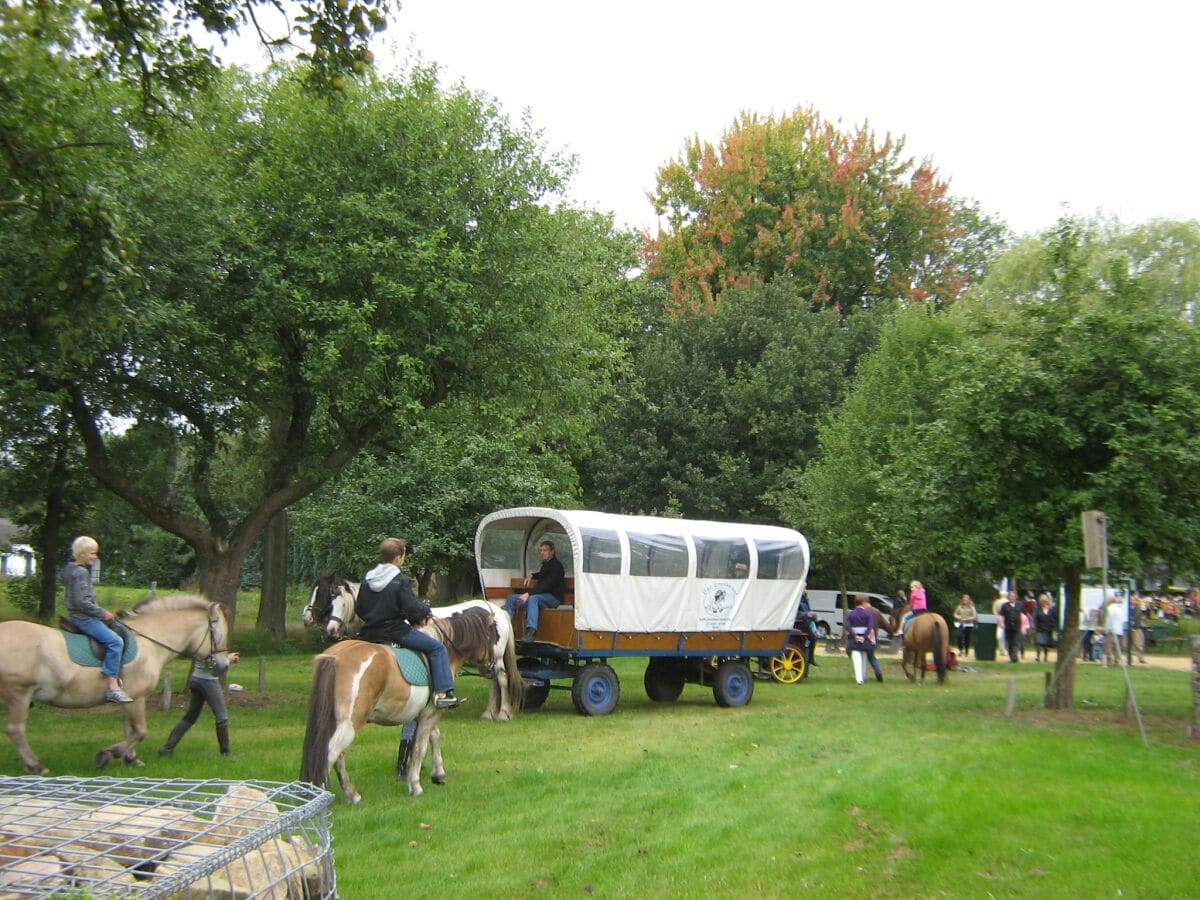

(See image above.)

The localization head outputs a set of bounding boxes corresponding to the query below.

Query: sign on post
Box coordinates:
[1082,510,1107,569]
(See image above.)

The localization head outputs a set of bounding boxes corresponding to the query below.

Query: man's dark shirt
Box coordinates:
[1001,600,1023,633]
[531,555,566,600]
[355,573,429,645]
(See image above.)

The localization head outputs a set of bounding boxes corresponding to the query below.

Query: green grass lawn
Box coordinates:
[4,632,1198,898]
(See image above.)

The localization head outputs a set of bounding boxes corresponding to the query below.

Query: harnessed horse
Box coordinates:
[0,595,230,773]
[299,607,500,802]
[302,577,523,721]
[891,604,950,684]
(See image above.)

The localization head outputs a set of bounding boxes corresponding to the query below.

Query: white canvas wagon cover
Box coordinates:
[475,508,810,634]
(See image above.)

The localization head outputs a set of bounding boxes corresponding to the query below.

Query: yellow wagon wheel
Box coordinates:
[769,646,808,683]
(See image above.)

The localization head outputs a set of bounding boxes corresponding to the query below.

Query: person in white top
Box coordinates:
[1103,595,1128,667]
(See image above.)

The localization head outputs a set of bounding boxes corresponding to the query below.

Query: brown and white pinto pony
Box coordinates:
[0,595,230,773]
[891,604,950,685]
[299,607,500,803]
[302,577,523,722]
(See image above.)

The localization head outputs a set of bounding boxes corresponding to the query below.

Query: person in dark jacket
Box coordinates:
[355,537,462,709]
[1033,593,1057,662]
[1000,591,1024,663]
[505,540,566,643]
[60,536,132,703]
[796,593,819,668]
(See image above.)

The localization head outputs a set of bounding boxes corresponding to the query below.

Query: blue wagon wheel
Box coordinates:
[713,660,754,707]
[521,680,550,710]
[644,658,686,702]
[571,662,620,716]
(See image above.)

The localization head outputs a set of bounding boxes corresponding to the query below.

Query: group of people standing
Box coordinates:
[993,590,1059,663]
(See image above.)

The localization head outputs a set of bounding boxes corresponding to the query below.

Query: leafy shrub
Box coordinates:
[2,577,42,616]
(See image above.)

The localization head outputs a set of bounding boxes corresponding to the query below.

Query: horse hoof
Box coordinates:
[408,785,423,798]
[93,750,112,768]
[125,756,145,768]
[432,774,446,786]
[28,764,49,776]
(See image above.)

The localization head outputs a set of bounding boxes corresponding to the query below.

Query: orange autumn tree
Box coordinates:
[644,107,979,315]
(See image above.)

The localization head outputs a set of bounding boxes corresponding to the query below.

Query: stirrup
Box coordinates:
[434,693,464,709]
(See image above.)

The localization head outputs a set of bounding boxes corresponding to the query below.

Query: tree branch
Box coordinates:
[66,387,213,550]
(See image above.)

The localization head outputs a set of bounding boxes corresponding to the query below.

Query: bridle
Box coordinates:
[305,580,344,628]
[123,603,226,663]
[324,581,359,639]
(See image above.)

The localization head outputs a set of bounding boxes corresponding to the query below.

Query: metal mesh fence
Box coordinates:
[0,776,335,898]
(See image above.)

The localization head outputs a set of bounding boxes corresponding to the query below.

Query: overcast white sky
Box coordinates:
[237,0,1200,237]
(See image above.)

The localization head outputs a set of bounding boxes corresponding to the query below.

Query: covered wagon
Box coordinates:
[475,508,810,715]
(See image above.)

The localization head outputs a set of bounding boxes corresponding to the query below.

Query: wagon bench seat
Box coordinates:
[483,577,575,609]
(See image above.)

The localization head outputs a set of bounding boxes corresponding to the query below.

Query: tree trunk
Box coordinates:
[196,545,249,628]
[1045,566,1081,709]
[256,510,289,638]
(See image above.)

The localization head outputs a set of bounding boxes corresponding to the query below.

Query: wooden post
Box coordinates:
[1005,678,1017,716]
[160,671,172,712]
[258,655,267,692]
[1189,636,1200,740]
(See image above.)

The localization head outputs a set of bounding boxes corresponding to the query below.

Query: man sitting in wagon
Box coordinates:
[505,540,566,643]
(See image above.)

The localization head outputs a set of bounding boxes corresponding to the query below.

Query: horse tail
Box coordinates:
[300,655,338,788]
[501,615,524,715]
[933,617,948,684]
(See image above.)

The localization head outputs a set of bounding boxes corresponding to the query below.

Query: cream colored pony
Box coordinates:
[0,594,230,773]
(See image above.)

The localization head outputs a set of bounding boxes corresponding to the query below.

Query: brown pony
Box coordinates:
[891,605,950,685]
[0,595,230,773]
[299,607,500,803]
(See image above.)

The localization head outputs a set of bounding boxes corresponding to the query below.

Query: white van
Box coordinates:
[805,590,895,641]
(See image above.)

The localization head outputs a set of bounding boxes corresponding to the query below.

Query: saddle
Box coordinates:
[384,646,432,687]
[59,617,138,668]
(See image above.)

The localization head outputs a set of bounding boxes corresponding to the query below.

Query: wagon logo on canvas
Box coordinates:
[699,582,737,629]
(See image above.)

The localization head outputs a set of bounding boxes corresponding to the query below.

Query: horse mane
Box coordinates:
[430,607,498,658]
[124,593,215,618]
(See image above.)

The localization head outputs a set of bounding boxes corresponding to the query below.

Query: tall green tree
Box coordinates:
[643,107,1005,315]
[582,281,885,521]
[790,218,1200,707]
[5,63,636,611]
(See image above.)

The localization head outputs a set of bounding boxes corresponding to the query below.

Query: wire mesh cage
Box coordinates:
[0,776,335,898]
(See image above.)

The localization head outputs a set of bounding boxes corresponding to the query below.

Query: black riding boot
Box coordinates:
[158,719,193,757]
[216,721,232,757]
[396,738,414,778]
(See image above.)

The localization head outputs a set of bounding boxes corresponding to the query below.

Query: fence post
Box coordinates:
[258,655,267,692]
[160,671,172,712]
[1005,678,1017,716]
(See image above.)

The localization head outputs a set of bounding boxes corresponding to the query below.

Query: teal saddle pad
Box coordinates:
[64,627,139,668]
[387,646,431,686]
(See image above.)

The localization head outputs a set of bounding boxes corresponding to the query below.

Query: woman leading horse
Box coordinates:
[299,607,499,803]
[0,594,231,773]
